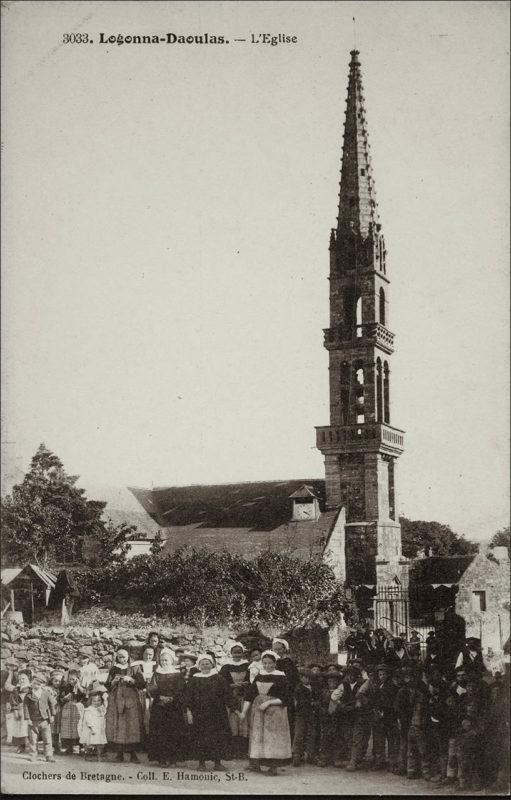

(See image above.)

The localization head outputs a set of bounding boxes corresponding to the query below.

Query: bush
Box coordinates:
[73,547,351,632]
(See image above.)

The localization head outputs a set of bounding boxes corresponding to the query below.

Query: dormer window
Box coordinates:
[289,485,320,522]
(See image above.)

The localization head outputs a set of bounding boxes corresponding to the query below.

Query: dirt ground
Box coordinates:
[0,745,495,796]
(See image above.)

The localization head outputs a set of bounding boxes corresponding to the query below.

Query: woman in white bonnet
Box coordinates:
[147,648,186,767]
[105,648,146,764]
[185,653,235,771]
[239,649,292,776]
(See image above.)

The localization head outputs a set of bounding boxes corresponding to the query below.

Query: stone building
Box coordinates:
[129,50,408,621]
[409,549,510,652]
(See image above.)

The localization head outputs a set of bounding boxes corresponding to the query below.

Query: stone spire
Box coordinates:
[337,50,380,239]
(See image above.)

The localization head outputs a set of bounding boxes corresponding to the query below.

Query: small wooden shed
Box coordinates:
[1,564,57,624]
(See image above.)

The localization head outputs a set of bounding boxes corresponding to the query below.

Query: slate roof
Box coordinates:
[128,479,338,562]
[409,555,476,585]
[129,479,327,531]
[159,510,340,562]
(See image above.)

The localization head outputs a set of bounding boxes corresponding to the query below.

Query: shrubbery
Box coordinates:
[73,547,351,632]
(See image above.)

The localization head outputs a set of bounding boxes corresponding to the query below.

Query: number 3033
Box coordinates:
[62,33,90,43]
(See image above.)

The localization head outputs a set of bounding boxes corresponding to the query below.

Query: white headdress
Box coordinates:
[272,638,289,652]
[220,641,248,668]
[194,653,219,677]
[156,648,179,674]
[259,650,285,676]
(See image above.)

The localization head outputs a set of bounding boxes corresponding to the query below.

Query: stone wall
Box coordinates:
[455,552,510,652]
[0,621,241,680]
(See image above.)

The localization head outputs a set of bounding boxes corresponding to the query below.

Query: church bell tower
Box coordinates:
[316,50,407,588]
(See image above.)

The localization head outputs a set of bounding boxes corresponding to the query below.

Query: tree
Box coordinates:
[84,518,138,568]
[149,530,164,556]
[1,443,135,571]
[400,517,477,559]
[489,526,510,553]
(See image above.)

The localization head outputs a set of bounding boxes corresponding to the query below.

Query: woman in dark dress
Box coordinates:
[147,648,186,767]
[186,653,235,771]
[240,650,292,776]
[219,643,250,758]
[105,648,146,763]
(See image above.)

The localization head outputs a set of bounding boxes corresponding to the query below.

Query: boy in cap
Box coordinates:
[454,637,486,679]
[292,668,317,766]
[405,667,431,780]
[336,665,372,771]
[47,669,64,754]
[371,663,399,772]
[23,673,58,762]
[394,665,414,776]
[317,672,344,767]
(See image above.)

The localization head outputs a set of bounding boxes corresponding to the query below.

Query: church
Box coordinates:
[130,49,412,630]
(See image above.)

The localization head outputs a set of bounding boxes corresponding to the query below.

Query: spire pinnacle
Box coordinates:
[337,51,379,239]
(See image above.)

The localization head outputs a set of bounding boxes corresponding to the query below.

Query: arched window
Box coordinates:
[379,287,386,326]
[355,295,363,337]
[383,361,390,423]
[376,357,383,422]
[354,361,364,423]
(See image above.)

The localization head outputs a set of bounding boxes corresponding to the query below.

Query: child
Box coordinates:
[248,649,262,683]
[78,654,99,694]
[5,669,31,753]
[78,685,107,761]
[59,669,86,754]
[179,652,198,683]
[317,673,343,767]
[131,645,156,738]
[23,673,57,762]
[394,666,414,776]
[47,670,63,754]
[292,669,316,766]
[455,717,480,790]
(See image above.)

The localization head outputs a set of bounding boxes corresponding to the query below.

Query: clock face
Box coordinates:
[297,503,314,519]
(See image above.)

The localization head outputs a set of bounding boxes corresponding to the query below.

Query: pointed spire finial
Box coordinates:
[336,50,380,239]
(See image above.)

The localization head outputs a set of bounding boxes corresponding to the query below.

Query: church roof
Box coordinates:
[337,49,380,239]
[159,510,340,562]
[128,480,339,562]
[129,479,326,531]
[410,555,476,585]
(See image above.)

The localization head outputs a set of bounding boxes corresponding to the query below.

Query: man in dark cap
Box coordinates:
[394,665,415,776]
[371,663,399,772]
[336,665,372,771]
[383,637,411,669]
[454,637,486,679]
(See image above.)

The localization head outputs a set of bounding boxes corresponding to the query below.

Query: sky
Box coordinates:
[1,1,509,542]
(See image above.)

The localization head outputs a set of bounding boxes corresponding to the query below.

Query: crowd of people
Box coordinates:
[1,625,509,791]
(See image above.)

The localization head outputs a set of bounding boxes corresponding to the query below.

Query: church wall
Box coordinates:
[323,507,346,581]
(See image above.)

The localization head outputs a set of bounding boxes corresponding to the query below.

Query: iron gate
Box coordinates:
[373,585,409,639]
